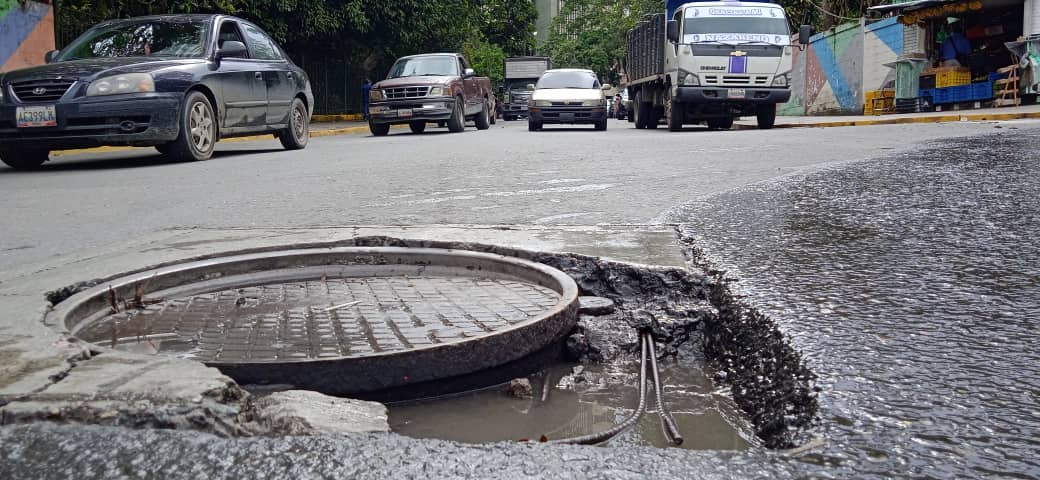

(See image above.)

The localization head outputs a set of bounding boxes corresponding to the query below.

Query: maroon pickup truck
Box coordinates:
[367,53,494,135]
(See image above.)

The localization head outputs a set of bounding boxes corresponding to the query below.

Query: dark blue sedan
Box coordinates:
[0,14,313,169]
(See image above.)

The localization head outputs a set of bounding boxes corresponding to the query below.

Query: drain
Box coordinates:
[47,247,579,396]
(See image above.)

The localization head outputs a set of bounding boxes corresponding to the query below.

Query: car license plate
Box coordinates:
[560,113,575,122]
[396,109,413,118]
[728,89,746,99]
[16,105,57,128]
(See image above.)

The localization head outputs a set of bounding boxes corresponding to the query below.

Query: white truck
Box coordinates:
[624,0,811,131]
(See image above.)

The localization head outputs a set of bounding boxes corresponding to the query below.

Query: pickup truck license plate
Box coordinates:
[16,105,57,128]
[727,89,746,100]
[396,109,413,118]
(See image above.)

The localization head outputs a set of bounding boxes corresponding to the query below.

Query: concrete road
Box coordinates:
[0,118,1024,272]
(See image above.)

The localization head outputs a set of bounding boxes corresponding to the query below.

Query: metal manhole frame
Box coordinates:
[46,247,580,395]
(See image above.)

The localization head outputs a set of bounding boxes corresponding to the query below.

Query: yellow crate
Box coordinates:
[864,89,894,114]
[936,68,970,88]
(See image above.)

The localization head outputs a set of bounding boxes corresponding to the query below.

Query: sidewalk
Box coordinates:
[736,103,1040,129]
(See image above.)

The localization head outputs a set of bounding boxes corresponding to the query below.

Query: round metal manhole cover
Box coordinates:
[48,247,579,395]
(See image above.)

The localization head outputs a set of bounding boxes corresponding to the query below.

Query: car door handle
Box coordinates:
[286,72,293,79]
[254,72,263,80]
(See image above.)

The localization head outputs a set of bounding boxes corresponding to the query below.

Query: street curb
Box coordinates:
[311,114,364,122]
[735,110,1040,130]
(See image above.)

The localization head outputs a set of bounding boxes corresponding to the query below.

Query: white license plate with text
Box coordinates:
[396,109,413,118]
[727,89,746,99]
[16,105,57,128]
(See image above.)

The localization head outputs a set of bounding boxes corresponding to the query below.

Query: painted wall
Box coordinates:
[1,0,54,72]
[781,18,905,116]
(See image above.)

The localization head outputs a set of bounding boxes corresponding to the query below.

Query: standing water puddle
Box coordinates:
[389,360,751,450]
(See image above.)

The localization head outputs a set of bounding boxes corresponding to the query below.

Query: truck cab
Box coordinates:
[626,1,810,130]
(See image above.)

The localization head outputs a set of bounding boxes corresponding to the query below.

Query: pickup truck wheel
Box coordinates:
[528,120,541,131]
[667,100,683,132]
[0,149,49,170]
[167,91,216,162]
[475,99,491,130]
[757,106,776,129]
[447,97,465,132]
[409,121,426,134]
[369,120,390,136]
[279,98,309,150]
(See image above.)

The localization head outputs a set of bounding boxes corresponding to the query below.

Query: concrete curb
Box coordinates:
[735,110,1040,130]
[311,114,363,122]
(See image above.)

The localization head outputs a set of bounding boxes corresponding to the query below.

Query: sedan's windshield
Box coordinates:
[536,71,598,89]
[387,56,458,78]
[59,19,208,61]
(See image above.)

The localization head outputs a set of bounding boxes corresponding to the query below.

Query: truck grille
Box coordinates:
[551,101,584,106]
[11,79,76,103]
[384,86,431,99]
[510,93,530,103]
[703,75,769,86]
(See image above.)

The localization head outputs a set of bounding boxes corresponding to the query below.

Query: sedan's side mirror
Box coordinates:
[463,68,476,78]
[44,50,60,63]
[666,20,679,43]
[218,41,248,59]
[798,25,813,49]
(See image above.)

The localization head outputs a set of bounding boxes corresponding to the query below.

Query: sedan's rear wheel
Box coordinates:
[279,97,309,150]
[0,149,49,170]
[167,91,216,162]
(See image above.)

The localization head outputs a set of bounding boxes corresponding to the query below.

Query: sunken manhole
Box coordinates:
[48,247,579,396]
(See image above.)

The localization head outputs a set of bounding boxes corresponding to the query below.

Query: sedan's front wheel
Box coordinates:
[279,97,309,150]
[168,91,216,162]
[0,149,49,170]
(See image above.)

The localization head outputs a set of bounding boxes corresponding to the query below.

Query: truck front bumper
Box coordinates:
[528,106,606,124]
[369,98,454,123]
[676,86,790,104]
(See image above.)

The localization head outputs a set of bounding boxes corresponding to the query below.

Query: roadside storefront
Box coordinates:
[871,0,1038,110]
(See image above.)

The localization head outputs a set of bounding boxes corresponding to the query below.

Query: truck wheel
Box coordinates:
[528,120,541,131]
[646,106,660,129]
[595,118,608,131]
[634,92,648,129]
[369,120,390,136]
[475,99,491,130]
[667,100,683,132]
[0,149,49,170]
[447,97,465,132]
[409,121,426,134]
[757,107,776,130]
[167,91,216,162]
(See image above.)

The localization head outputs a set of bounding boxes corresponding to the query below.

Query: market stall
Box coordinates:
[871,0,1037,111]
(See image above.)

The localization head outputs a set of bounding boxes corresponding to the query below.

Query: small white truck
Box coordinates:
[624,0,811,130]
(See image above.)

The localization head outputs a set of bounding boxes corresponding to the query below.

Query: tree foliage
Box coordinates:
[542,0,661,84]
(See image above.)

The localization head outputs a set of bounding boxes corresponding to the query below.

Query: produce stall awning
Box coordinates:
[868,0,957,14]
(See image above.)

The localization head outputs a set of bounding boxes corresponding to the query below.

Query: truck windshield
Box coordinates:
[682,7,790,45]
[536,71,597,89]
[58,19,208,60]
[387,56,459,78]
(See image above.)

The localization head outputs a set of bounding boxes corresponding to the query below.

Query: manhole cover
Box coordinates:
[48,247,579,395]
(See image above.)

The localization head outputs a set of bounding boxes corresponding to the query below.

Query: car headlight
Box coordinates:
[533,99,552,107]
[582,99,603,107]
[771,74,789,87]
[428,86,452,97]
[86,73,154,96]
[369,89,385,101]
[682,73,700,86]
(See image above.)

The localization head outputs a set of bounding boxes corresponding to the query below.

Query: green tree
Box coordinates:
[542,0,660,84]
[462,36,506,86]
[478,0,537,57]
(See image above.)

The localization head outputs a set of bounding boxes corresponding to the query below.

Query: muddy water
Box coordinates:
[669,129,1040,477]
[389,359,752,450]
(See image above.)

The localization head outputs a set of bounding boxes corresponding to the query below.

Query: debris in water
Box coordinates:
[507,378,533,398]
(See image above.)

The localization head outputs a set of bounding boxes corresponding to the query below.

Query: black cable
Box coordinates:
[647,336,684,445]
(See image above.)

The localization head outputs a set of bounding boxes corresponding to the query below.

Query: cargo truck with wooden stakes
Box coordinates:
[624,0,812,130]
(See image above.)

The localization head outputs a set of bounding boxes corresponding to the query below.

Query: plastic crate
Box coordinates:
[919,74,936,90]
[970,80,994,101]
[936,68,971,88]
[895,97,933,113]
[933,85,973,104]
[864,89,895,114]
[918,88,934,99]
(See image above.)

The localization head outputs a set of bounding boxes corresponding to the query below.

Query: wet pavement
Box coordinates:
[668,127,1040,477]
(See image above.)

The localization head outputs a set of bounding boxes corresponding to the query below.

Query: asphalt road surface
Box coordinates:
[0,118,1024,271]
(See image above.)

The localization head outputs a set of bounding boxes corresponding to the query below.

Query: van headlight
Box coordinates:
[533,99,552,107]
[86,73,154,96]
[582,99,604,106]
[771,74,789,87]
[681,72,700,86]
